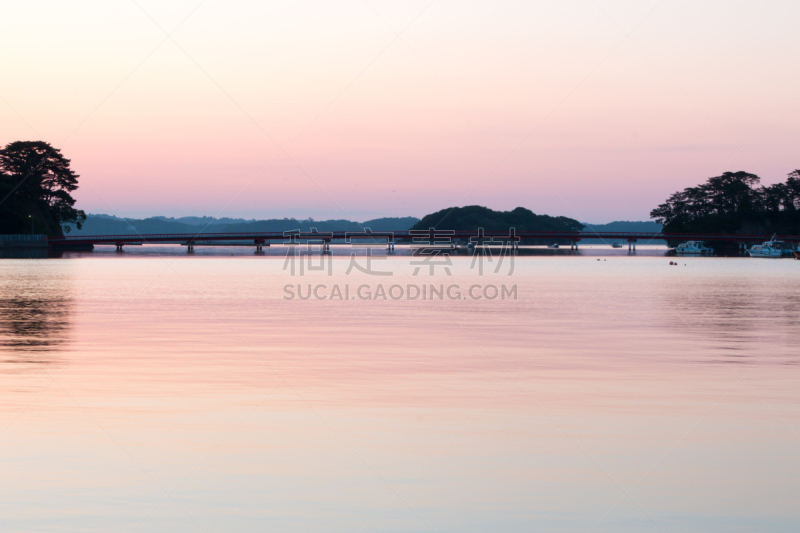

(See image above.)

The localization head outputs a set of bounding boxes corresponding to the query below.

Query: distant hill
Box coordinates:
[71,215,420,236]
[582,221,662,233]
[71,213,663,244]
[412,206,583,233]
[580,220,665,243]
[152,216,252,226]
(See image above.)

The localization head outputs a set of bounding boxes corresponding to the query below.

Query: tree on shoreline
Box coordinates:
[651,170,800,235]
[0,141,86,235]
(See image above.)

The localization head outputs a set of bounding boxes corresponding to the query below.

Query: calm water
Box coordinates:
[1,246,799,532]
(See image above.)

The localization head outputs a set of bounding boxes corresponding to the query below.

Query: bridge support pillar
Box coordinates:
[187,243,194,253]
[256,244,262,252]
[115,243,123,252]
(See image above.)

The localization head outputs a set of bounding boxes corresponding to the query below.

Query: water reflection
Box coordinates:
[0,266,73,360]
[657,268,800,364]
[1,255,799,532]
[0,296,71,352]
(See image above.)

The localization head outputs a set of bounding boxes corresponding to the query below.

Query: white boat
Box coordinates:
[672,241,713,255]
[611,242,623,248]
[747,235,795,258]
[547,243,559,249]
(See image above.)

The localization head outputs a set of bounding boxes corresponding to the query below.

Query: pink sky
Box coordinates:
[1,0,799,223]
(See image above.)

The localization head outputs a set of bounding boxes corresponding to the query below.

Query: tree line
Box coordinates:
[650,170,800,235]
[0,141,85,235]
[5,139,798,238]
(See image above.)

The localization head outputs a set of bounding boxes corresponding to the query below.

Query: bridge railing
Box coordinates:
[51,232,289,241]
[46,230,800,243]
[49,231,399,242]
[0,234,49,241]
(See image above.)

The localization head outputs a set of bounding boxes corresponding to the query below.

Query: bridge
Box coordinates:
[46,230,800,253]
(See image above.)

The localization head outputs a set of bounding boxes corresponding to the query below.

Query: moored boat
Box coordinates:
[747,235,795,258]
[671,241,713,255]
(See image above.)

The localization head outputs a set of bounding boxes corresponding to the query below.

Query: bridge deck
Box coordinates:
[47,230,800,246]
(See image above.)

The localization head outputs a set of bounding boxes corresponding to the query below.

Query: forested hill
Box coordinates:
[651,170,800,235]
[411,206,583,232]
[71,214,420,235]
